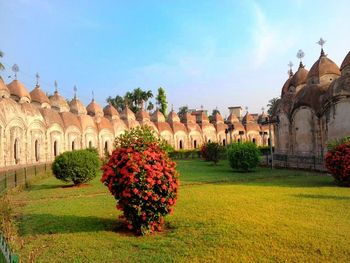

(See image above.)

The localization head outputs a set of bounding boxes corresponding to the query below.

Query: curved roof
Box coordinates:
[290,63,308,87]
[242,112,254,124]
[323,74,350,103]
[281,75,293,97]
[136,109,150,121]
[227,113,239,123]
[292,83,328,114]
[0,98,24,124]
[40,108,64,128]
[170,122,187,133]
[181,112,196,124]
[151,109,165,122]
[257,112,268,124]
[103,104,119,118]
[213,112,224,123]
[69,97,87,115]
[340,51,350,71]
[60,111,82,130]
[86,99,103,117]
[30,85,50,105]
[121,106,136,120]
[214,122,227,133]
[97,117,113,132]
[307,51,340,80]
[79,114,97,131]
[7,79,31,101]
[49,90,70,112]
[154,122,173,134]
[245,122,261,133]
[167,110,181,123]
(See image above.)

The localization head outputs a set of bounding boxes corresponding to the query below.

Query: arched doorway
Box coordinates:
[104,141,108,153]
[179,140,183,150]
[252,138,256,144]
[35,140,39,162]
[14,139,19,164]
[194,140,197,148]
[53,141,58,157]
[223,139,226,146]
[72,141,75,151]
[89,141,92,148]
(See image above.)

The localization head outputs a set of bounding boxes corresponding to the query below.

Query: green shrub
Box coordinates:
[227,142,260,171]
[201,142,225,164]
[168,150,201,159]
[52,149,101,185]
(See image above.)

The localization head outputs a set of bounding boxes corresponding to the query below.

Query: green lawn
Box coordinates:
[9,160,350,262]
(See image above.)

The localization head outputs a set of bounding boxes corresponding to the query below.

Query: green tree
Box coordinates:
[267,97,279,115]
[209,108,220,122]
[178,105,188,120]
[107,95,125,112]
[156,87,167,116]
[147,101,154,112]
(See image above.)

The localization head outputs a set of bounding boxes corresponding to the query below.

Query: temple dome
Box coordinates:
[340,51,350,76]
[120,106,136,121]
[281,71,294,97]
[103,104,119,119]
[242,112,254,124]
[7,79,31,103]
[307,50,340,85]
[49,90,69,113]
[30,85,51,108]
[70,96,87,115]
[136,109,150,121]
[167,110,180,123]
[227,113,239,123]
[86,99,103,117]
[151,109,166,123]
[0,78,10,98]
[290,63,308,91]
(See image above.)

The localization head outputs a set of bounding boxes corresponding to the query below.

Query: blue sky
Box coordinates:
[1,0,349,117]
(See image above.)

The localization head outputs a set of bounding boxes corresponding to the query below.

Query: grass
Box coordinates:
[7,160,350,262]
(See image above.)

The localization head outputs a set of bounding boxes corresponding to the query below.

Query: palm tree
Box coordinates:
[267,97,280,115]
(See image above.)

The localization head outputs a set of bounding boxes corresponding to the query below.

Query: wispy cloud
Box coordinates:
[250,2,298,68]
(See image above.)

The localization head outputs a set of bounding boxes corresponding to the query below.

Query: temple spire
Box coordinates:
[54,80,58,93]
[73,85,77,98]
[296,49,305,68]
[288,61,293,77]
[317,37,326,57]
[35,72,40,86]
[92,90,95,101]
[12,64,19,80]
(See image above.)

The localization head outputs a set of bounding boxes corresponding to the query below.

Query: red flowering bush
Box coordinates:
[101,126,179,235]
[325,138,350,186]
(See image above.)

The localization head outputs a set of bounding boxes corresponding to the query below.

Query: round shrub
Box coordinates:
[101,126,179,235]
[325,139,350,186]
[227,142,260,171]
[201,142,225,165]
[52,149,100,185]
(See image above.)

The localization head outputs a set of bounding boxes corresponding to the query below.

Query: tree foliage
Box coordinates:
[267,97,280,115]
[52,148,101,185]
[178,106,188,120]
[107,88,153,113]
[156,87,167,117]
[102,126,179,235]
[227,142,260,171]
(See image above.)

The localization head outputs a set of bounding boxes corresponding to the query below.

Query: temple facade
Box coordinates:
[274,46,350,159]
[0,76,273,169]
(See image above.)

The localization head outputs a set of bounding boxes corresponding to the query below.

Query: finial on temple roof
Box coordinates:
[12,64,19,80]
[54,80,58,93]
[296,49,305,68]
[35,72,40,86]
[73,85,77,98]
[317,37,326,57]
[288,61,293,76]
[92,90,95,101]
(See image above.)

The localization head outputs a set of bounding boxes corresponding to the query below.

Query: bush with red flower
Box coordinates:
[101,126,179,235]
[325,137,350,186]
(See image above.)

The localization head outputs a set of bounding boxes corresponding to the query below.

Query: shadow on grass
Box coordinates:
[27,184,69,191]
[292,194,350,200]
[20,213,124,236]
[20,213,177,237]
